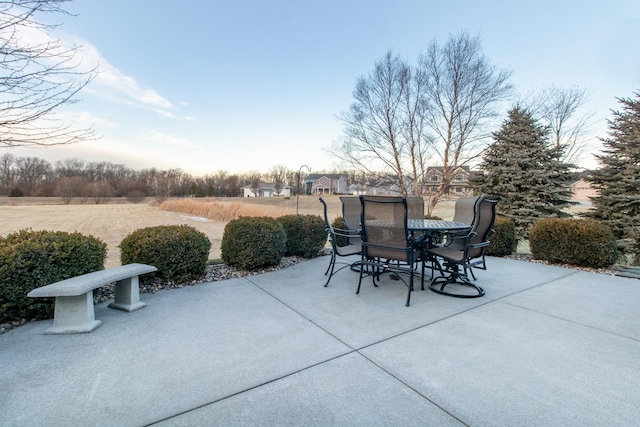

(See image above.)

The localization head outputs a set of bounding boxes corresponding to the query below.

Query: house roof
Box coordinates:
[307,174,344,180]
[242,183,292,190]
[426,166,471,174]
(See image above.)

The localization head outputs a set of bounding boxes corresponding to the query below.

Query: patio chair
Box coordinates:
[427,195,500,298]
[441,195,481,275]
[358,195,424,307]
[339,196,362,247]
[319,197,362,287]
[406,196,425,220]
[452,196,480,224]
[340,196,361,229]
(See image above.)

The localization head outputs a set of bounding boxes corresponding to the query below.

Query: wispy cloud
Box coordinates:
[138,130,196,149]
[77,41,175,115]
[19,24,178,117]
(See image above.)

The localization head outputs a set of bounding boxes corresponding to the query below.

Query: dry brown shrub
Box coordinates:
[159,199,290,222]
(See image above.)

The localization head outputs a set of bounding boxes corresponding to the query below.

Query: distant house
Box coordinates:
[357,175,415,196]
[570,173,597,203]
[307,174,348,195]
[348,182,367,196]
[242,183,292,198]
[424,166,477,196]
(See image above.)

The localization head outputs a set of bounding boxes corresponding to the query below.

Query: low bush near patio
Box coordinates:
[331,216,348,247]
[120,225,211,282]
[0,229,106,322]
[486,217,516,257]
[277,214,326,258]
[529,218,617,268]
[221,217,286,270]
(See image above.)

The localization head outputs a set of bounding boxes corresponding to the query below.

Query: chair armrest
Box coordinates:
[467,241,490,250]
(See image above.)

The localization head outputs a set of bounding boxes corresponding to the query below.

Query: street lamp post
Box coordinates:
[296,164,310,215]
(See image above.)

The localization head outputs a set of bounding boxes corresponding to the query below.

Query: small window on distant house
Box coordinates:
[456,187,463,193]
[455,174,464,181]
[431,175,438,182]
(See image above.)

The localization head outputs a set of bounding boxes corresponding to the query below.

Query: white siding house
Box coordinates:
[242,183,292,198]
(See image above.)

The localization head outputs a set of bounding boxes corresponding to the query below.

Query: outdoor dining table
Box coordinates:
[407,219,471,248]
[407,219,471,237]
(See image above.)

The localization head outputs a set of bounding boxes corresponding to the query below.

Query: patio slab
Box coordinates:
[156,352,465,427]
[1,256,639,426]
[360,301,640,426]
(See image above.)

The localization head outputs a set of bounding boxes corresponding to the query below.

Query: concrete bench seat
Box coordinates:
[27,263,157,334]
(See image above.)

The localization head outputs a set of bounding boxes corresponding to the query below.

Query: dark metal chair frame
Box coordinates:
[427,195,500,298]
[319,197,362,287]
[357,195,424,307]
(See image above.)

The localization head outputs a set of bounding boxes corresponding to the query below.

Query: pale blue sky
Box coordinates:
[8,0,640,175]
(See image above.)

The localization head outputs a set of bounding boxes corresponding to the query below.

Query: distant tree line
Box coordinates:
[0,155,371,203]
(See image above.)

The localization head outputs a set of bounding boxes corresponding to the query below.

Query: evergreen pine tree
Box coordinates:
[473,107,574,241]
[585,92,640,245]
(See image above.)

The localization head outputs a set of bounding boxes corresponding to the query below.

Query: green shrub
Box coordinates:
[486,217,516,257]
[120,225,211,282]
[529,218,617,268]
[331,216,348,247]
[425,214,443,220]
[277,214,326,258]
[0,229,106,322]
[221,216,286,270]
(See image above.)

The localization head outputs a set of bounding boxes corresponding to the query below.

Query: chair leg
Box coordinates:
[323,251,337,287]
[357,256,365,295]
[429,263,485,298]
[405,267,413,307]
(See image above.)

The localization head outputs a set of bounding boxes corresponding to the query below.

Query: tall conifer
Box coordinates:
[586,92,640,244]
[473,107,574,240]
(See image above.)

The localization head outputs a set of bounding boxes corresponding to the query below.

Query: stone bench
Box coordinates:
[27,263,157,334]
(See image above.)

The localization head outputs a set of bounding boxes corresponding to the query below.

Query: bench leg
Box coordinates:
[108,276,146,312]
[46,293,102,334]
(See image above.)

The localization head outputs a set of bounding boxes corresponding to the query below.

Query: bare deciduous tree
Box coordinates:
[0,152,15,192]
[0,0,97,147]
[55,175,89,204]
[245,170,262,197]
[331,51,423,196]
[89,180,114,204]
[419,32,512,213]
[270,165,289,195]
[523,85,594,166]
[330,33,511,212]
[15,156,53,195]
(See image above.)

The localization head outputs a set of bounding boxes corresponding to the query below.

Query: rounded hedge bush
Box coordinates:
[529,218,617,268]
[221,216,286,270]
[277,214,326,258]
[330,216,348,247]
[120,225,211,282]
[486,217,516,257]
[0,229,107,322]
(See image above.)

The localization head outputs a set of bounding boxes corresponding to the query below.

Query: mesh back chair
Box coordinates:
[442,196,480,254]
[452,196,480,224]
[358,195,423,306]
[319,197,361,287]
[340,196,362,247]
[406,197,425,220]
[427,195,500,298]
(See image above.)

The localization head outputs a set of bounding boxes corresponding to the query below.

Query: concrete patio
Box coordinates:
[1,255,639,426]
